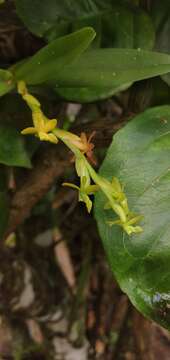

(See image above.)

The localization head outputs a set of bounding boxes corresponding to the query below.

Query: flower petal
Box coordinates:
[88,130,96,143]
[80,132,87,146]
[111,177,122,193]
[124,224,143,235]
[38,132,50,141]
[80,193,92,213]
[45,119,57,132]
[21,127,37,135]
[47,133,58,144]
[39,132,58,144]
[86,184,99,194]
[62,182,80,191]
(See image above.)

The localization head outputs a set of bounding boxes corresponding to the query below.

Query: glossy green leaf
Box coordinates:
[54,8,154,103]
[95,105,170,330]
[56,83,131,103]
[49,48,170,102]
[15,1,154,102]
[0,126,31,168]
[54,10,154,103]
[0,69,14,97]
[13,27,96,85]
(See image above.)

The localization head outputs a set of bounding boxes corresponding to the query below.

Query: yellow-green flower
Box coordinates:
[18,80,58,144]
[107,214,143,235]
[63,176,99,213]
[95,175,143,235]
[103,177,126,206]
[21,111,58,144]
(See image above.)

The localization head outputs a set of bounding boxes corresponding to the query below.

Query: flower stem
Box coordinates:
[53,128,127,223]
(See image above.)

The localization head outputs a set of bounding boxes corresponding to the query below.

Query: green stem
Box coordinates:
[85,159,126,223]
[53,128,127,223]
[53,128,81,157]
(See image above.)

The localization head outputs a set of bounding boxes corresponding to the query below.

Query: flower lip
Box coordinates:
[80,131,97,165]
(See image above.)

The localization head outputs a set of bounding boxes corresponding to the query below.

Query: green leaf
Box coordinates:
[15,1,154,102]
[15,0,154,51]
[13,0,119,39]
[151,0,170,86]
[15,0,104,37]
[101,4,154,50]
[52,48,170,86]
[0,126,31,168]
[0,191,9,239]
[54,8,154,103]
[12,28,96,85]
[95,105,170,330]
[0,69,14,97]
[50,48,170,102]
[56,83,131,103]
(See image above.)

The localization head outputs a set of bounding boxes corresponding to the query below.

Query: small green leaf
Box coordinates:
[13,28,96,85]
[0,126,31,168]
[95,105,170,330]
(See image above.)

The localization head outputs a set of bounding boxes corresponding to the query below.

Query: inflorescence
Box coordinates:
[18,80,143,235]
